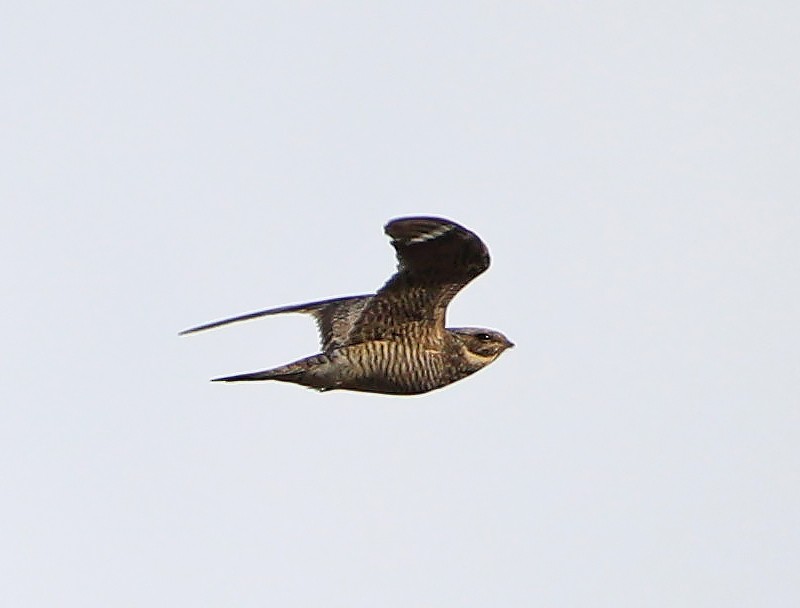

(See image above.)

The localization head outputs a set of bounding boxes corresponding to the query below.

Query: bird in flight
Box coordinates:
[181,216,513,395]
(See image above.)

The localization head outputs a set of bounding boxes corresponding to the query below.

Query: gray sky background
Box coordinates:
[3,2,798,606]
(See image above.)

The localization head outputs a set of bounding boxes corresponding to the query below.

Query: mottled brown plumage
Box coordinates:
[181,216,513,394]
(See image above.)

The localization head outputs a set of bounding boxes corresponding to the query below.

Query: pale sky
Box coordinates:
[2,2,799,606]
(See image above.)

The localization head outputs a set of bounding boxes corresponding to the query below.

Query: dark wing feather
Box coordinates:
[180,295,371,352]
[346,216,490,342]
[310,296,371,351]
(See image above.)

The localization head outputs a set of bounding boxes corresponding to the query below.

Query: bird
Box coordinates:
[181,216,513,395]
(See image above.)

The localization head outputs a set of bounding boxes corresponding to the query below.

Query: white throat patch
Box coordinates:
[459,343,496,368]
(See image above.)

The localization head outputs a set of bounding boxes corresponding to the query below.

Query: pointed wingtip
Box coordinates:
[179,324,207,336]
[179,324,213,336]
[178,320,227,336]
[178,300,341,338]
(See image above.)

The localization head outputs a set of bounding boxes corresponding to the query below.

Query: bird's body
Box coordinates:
[182,217,513,395]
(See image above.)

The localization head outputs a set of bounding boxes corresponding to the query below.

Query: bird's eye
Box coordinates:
[476,333,492,341]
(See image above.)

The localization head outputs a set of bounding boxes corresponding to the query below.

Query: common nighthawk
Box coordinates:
[181,216,513,395]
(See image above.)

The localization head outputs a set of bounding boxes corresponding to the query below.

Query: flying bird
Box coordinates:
[181,216,513,395]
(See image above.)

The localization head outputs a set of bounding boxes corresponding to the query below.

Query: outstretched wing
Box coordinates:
[180,217,490,349]
[346,216,491,343]
[180,295,371,353]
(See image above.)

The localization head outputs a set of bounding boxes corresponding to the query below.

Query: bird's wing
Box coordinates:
[180,295,372,352]
[346,216,491,343]
[180,217,490,349]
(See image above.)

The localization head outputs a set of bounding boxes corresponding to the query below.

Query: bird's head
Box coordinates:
[449,327,514,370]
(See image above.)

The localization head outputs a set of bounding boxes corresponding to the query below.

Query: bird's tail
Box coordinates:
[210,351,334,385]
[212,364,303,383]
